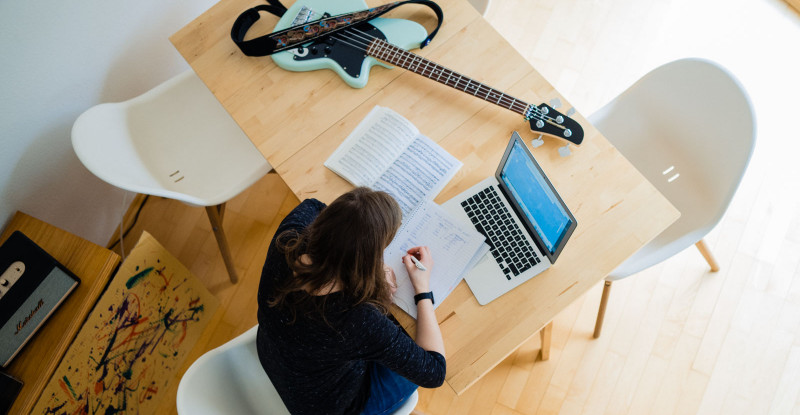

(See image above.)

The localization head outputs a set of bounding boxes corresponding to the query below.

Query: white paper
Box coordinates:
[325,106,462,217]
[325,106,418,187]
[373,136,462,217]
[384,200,487,319]
[327,106,483,318]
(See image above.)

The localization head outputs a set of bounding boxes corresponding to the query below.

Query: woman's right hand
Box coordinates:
[402,246,433,294]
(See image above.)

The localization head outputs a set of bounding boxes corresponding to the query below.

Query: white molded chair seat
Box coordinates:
[588,58,756,337]
[177,325,420,415]
[72,70,271,283]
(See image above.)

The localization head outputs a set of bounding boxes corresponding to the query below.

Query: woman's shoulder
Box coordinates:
[285,198,326,225]
[335,302,396,333]
[274,198,327,238]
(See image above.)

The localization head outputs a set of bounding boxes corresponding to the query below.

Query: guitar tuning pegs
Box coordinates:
[549,98,562,109]
[558,144,572,157]
[536,119,545,129]
[531,135,544,148]
[566,107,576,117]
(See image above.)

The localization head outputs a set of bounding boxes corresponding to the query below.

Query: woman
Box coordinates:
[257,187,446,415]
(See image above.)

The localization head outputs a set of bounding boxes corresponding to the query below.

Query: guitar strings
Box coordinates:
[332,28,546,120]
[322,28,557,124]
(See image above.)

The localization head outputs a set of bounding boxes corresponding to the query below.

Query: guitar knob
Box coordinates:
[324,46,332,54]
[536,120,545,128]
[556,115,564,123]
[564,129,572,138]
[310,46,318,54]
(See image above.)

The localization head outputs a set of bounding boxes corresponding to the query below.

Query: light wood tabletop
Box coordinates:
[171,0,679,395]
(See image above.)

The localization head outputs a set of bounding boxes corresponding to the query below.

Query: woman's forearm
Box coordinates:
[414,297,445,356]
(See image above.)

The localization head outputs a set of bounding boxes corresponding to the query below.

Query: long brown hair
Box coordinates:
[270,187,403,319]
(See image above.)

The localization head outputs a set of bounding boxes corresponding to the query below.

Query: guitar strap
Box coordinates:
[231,0,444,57]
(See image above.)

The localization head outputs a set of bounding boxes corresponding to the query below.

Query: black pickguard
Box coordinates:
[290,22,387,79]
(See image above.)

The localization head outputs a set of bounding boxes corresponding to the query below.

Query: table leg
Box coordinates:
[540,321,553,361]
[205,204,239,284]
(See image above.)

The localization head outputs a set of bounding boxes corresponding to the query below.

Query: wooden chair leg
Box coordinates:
[205,203,239,284]
[695,238,720,272]
[593,280,612,339]
[539,321,553,361]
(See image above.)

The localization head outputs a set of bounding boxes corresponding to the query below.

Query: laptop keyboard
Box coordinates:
[461,186,540,280]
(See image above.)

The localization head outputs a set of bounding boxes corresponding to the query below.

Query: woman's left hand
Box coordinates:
[384,264,398,295]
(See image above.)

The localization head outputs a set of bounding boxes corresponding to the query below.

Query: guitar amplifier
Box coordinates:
[0,231,80,368]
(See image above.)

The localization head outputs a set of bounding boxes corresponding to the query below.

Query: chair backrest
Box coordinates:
[468,0,491,15]
[177,326,291,415]
[177,325,420,415]
[589,58,756,277]
[71,70,270,206]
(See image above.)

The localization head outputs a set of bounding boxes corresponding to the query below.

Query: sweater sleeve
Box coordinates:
[347,308,446,388]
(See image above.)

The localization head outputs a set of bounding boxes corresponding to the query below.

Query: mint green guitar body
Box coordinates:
[270,0,428,88]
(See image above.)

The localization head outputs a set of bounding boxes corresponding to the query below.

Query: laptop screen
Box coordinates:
[498,134,575,260]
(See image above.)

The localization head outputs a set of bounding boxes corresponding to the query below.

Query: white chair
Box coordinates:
[71,70,272,284]
[468,0,491,15]
[177,325,420,415]
[588,58,756,338]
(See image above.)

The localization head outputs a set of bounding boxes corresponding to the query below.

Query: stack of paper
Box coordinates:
[326,106,488,318]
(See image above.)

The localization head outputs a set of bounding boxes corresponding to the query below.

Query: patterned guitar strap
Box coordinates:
[231,0,444,57]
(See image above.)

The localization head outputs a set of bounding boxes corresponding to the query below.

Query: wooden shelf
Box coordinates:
[1,212,120,415]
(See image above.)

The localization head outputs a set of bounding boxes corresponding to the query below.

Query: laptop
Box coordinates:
[442,132,577,305]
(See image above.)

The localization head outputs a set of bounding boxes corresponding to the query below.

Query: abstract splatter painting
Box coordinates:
[33,231,219,414]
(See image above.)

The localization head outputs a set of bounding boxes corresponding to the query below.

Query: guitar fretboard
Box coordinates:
[366,38,538,121]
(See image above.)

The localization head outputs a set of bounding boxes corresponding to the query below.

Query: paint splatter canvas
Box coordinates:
[32,231,219,414]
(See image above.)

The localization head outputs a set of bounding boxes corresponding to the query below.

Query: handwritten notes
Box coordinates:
[384,200,487,318]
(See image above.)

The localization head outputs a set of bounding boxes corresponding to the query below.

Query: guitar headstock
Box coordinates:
[526,103,584,146]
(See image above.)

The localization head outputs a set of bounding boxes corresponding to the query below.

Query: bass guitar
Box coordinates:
[270,0,583,145]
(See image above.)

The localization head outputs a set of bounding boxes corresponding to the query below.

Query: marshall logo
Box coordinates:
[15,298,44,335]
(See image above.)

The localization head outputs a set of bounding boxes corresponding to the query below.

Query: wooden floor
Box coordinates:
[114,0,800,413]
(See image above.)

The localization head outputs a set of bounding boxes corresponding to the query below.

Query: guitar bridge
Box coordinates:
[291,22,387,79]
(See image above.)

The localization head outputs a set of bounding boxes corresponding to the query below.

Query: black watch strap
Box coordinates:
[413,291,434,305]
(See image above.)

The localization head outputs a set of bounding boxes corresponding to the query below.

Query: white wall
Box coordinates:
[0,0,218,245]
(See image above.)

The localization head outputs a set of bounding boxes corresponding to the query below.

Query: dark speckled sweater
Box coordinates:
[256,199,446,415]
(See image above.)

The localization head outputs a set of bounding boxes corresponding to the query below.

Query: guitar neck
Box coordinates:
[367,38,533,119]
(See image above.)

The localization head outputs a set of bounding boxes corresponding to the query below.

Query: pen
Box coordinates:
[410,255,427,271]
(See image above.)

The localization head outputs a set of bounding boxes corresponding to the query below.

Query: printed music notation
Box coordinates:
[325,106,462,217]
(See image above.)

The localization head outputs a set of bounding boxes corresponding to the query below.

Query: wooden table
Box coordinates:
[171,0,679,394]
[1,212,120,414]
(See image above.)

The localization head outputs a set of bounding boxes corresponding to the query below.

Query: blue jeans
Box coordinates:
[361,363,418,415]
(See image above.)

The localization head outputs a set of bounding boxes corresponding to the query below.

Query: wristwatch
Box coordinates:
[414,291,435,305]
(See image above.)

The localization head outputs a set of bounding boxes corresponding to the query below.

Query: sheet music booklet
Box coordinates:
[325,106,489,318]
